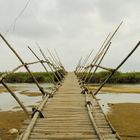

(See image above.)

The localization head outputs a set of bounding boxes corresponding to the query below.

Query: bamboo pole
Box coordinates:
[0,60,48,82]
[48,57,63,80]
[84,22,122,82]
[78,49,94,74]
[85,93,104,140]
[77,49,94,81]
[48,50,65,79]
[47,48,60,68]
[39,48,61,83]
[1,80,29,117]
[0,33,46,96]
[54,49,65,71]
[35,42,63,81]
[28,46,55,84]
[93,41,140,96]
[19,87,57,140]
[87,42,112,84]
[83,32,112,82]
[47,49,64,79]
[90,65,114,72]
[81,32,111,81]
[75,57,82,73]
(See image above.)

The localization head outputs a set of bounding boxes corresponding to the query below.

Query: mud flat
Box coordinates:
[108,103,140,140]
[88,85,140,93]
[0,111,26,140]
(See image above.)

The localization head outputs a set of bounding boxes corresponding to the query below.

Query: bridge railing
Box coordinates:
[0,33,66,117]
[75,22,140,97]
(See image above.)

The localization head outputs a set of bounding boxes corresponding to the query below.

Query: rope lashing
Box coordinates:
[86,101,92,106]
[81,87,89,94]
[31,107,44,118]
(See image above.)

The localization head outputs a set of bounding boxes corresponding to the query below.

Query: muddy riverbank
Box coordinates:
[108,103,140,140]
[0,111,26,140]
[88,84,140,93]
[0,84,140,139]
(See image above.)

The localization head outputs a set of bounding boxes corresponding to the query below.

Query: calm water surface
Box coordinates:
[0,83,140,112]
[96,92,140,113]
[0,83,54,111]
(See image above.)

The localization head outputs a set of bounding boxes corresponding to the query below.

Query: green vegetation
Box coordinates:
[78,71,140,84]
[0,72,60,83]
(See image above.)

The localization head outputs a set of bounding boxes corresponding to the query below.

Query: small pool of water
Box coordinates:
[8,83,55,92]
[0,83,54,112]
[96,93,140,114]
[0,91,42,111]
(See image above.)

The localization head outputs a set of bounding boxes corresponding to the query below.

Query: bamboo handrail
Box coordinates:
[0,60,49,82]
[28,46,55,84]
[1,80,29,117]
[85,93,104,140]
[80,32,111,81]
[39,48,61,82]
[87,42,112,84]
[93,41,140,96]
[0,33,46,96]
[19,87,58,140]
[83,22,123,82]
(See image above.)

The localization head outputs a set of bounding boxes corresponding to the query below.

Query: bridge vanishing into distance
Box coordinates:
[0,22,140,140]
[18,73,121,140]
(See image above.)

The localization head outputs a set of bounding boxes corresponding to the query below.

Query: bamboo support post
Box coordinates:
[93,41,140,96]
[39,48,61,83]
[85,93,104,140]
[0,60,47,82]
[0,33,46,96]
[28,46,55,84]
[84,34,112,82]
[1,80,29,117]
[19,85,59,140]
[54,49,65,72]
[78,49,94,74]
[75,57,82,74]
[48,57,63,80]
[84,22,122,82]
[87,42,112,84]
[47,49,64,79]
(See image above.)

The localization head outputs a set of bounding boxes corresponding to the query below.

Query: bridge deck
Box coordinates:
[19,73,120,140]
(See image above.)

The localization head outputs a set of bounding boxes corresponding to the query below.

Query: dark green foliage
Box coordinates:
[54,70,65,82]
[78,71,140,84]
[1,72,55,83]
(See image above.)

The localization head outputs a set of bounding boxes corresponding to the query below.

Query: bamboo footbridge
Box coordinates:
[0,22,140,140]
[18,73,121,140]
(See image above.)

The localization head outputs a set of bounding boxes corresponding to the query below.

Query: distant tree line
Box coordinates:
[78,71,140,84]
[0,72,63,83]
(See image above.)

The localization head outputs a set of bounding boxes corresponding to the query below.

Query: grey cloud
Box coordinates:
[0,0,140,71]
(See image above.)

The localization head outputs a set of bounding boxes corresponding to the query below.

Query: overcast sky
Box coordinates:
[0,0,140,72]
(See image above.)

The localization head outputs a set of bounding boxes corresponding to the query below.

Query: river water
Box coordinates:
[0,83,54,111]
[96,93,140,113]
[0,83,140,113]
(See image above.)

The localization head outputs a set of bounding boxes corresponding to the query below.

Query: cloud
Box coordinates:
[0,0,140,71]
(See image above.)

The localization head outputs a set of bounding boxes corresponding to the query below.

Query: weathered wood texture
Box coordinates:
[18,73,120,140]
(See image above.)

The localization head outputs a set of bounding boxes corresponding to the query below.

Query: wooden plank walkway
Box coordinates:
[18,73,121,140]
